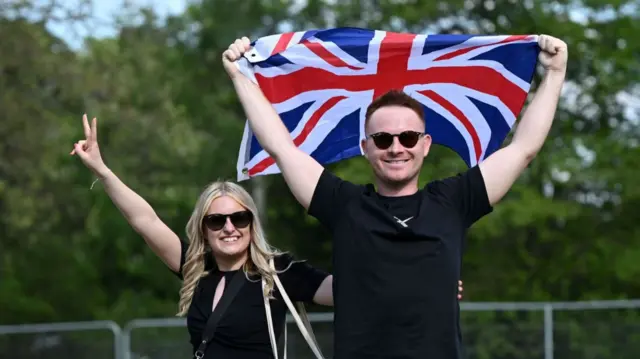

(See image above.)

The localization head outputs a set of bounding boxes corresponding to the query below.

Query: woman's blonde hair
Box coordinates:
[176,181,282,316]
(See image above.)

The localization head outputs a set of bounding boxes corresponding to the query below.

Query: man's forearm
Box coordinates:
[231,74,294,159]
[511,69,565,158]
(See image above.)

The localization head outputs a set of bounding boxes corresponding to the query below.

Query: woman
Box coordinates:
[70,114,331,359]
[70,115,464,358]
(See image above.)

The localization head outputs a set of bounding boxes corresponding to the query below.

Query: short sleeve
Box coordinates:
[168,240,188,280]
[275,254,329,303]
[171,240,214,280]
[308,169,363,230]
[428,165,493,228]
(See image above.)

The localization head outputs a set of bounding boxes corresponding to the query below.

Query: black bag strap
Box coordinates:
[194,270,246,359]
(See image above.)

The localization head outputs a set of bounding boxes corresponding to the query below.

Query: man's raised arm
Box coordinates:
[479,34,568,206]
[223,37,323,209]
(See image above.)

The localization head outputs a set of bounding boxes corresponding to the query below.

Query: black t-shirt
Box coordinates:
[308,165,492,359]
[173,241,329,359]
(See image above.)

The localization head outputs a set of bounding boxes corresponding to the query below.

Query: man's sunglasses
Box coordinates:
[367,131,424,150]
[202,210,253,231]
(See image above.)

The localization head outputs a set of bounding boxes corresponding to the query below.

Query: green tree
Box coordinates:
[1,0,638,357]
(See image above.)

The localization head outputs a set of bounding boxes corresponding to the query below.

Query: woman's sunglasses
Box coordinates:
[202,210,253,231]
[368,131,423,150]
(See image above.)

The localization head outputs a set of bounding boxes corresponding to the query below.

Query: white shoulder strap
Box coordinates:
[263,258,325,359]
[262,277,279,359]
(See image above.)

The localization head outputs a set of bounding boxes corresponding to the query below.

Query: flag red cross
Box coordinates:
[248,32,528,176]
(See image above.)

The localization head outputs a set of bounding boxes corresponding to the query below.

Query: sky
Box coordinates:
[42,0,636,50]
[40,0,638,122]
[40,0,189,49]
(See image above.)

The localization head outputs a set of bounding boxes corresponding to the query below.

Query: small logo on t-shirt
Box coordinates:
[394,216,413,228]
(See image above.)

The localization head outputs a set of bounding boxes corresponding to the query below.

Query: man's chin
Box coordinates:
[377,173,415,187]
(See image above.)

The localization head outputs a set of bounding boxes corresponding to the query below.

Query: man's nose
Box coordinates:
[387,137,404,154]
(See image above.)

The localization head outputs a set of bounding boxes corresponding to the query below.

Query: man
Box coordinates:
[223,34,567,358]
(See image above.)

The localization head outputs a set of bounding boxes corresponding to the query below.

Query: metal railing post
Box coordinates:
[544,304,554,359]
[121,318,187,359]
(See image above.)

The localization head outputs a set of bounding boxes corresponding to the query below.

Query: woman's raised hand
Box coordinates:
[70,114,108,177]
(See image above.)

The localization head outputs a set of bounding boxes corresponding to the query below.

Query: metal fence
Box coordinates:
[2,300,640,359]
[0,320,122,359]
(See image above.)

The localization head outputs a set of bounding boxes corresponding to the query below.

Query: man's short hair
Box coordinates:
[364,90,425,133]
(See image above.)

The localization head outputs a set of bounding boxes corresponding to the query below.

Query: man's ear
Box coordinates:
[422,134,432,158]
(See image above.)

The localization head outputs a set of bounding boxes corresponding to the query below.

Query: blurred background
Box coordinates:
[0,0,638,358]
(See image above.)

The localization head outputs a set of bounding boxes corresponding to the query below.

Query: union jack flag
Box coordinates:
[235,27,540,181]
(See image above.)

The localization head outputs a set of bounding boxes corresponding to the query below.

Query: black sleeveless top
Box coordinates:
[172,241,329,359]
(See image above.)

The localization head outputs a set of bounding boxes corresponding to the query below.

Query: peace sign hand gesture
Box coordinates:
[70,114,108,177]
